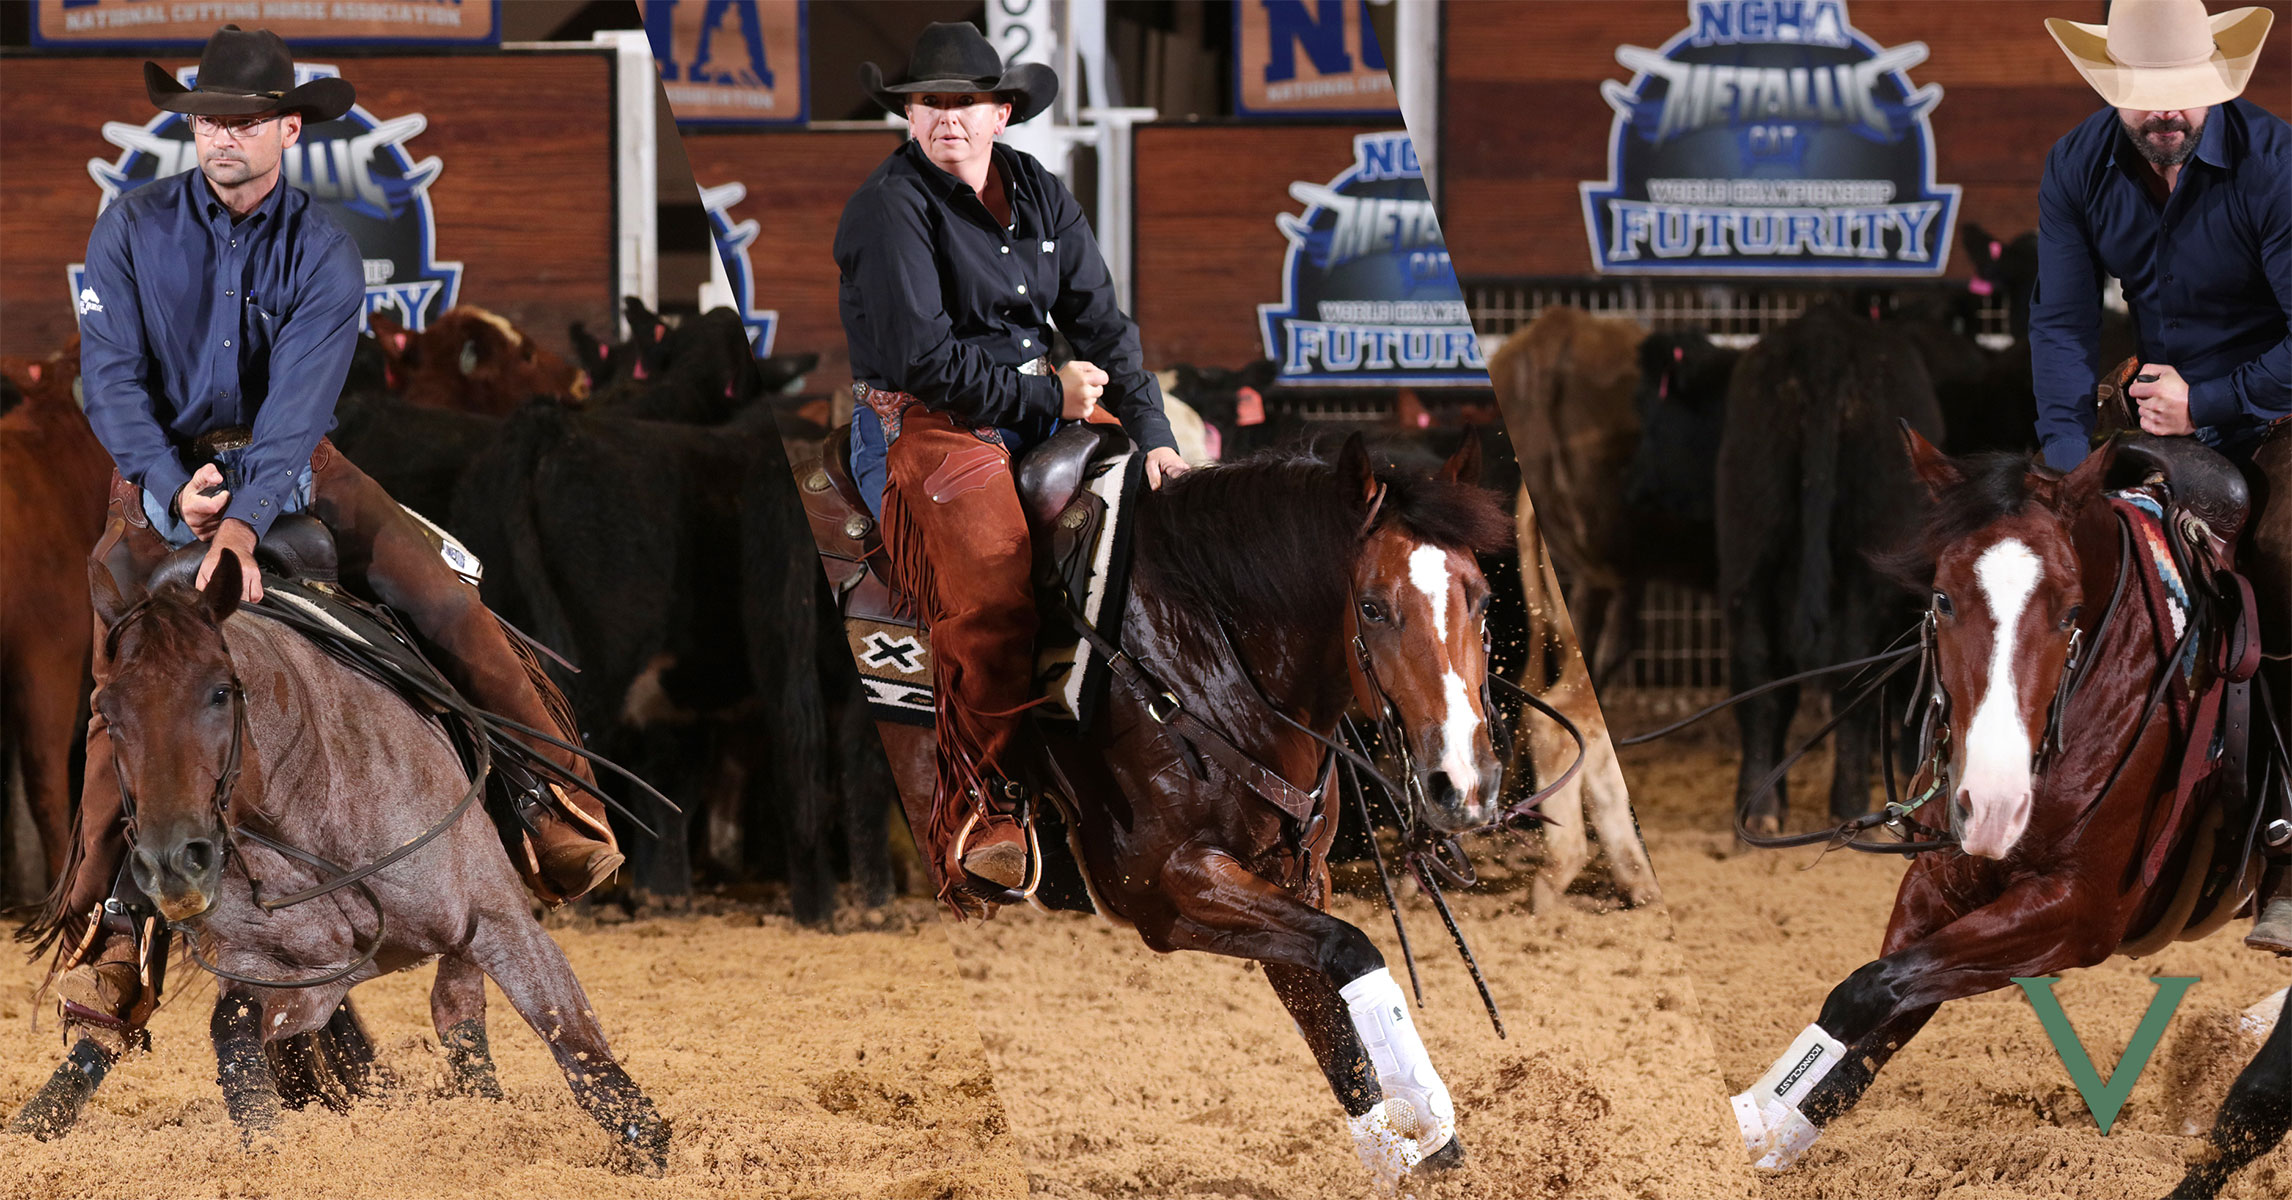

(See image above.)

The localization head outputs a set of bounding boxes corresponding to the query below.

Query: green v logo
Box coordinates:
[2011,976,2199,1135]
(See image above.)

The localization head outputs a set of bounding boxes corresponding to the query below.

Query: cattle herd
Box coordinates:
[1490,222,2141,835]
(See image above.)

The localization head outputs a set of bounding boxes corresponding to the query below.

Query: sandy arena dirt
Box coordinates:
[0,899,1024,1200]
[1620,705,2292,1200]
[944,838,1757,1200]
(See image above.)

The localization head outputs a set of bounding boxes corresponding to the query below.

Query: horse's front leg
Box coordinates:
[431,953,503,1099]
[212,988,283,1139]
[1154,844,1456,1190]
[2167,981,2292,1200]
[1735,870,2110,1169]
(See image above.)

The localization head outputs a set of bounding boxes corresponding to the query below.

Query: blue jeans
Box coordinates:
[140,445,314,549]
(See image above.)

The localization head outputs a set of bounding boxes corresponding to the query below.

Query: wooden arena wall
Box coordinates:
[678,128,903,386]
[1440,0,2292,280]
[0,51,619,360]
[1134,124,1391,372]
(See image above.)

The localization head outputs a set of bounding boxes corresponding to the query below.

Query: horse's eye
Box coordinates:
[2060,605,2082,632]
[1933,591,1954,619]
[210,685,230,708]
[1359,601,1387,625]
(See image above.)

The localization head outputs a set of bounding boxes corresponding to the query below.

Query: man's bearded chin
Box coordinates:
[2124,114,2199,167]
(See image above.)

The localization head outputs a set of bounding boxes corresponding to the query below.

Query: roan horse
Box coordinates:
[9,553,668,1171]
[889,434,1517,1189]
[1731,429,2289,1199]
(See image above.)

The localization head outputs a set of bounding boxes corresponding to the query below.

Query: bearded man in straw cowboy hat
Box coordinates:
[2035,1,2292,947]
[32,26,623,1041]
[833,21,1189,910]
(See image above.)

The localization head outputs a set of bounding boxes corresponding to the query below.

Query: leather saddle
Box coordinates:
[145,512,343,592]
[2107,434,2252,579]
[795,418,1137,723]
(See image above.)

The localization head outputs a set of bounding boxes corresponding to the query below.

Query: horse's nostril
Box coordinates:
[177,838,216,879]
[1428,771,1460,808]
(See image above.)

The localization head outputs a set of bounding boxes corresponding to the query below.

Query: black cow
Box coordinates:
[1622,330,1740,593]
[1715,302,1942,830]
[573,299,818,425]
[447,402,890,921]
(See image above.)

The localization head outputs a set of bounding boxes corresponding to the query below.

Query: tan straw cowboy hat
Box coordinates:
[2046,0,2273,110]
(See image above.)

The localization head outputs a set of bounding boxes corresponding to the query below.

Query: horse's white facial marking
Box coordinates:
[1438,670,1483,805]
[1408,545,1452,643]
[1960,538,2041,859]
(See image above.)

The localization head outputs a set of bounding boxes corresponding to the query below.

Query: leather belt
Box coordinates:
[191,426,253,456]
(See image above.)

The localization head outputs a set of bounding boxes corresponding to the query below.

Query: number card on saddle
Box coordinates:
[2100,437,2271,953]
[798,420,1144,729]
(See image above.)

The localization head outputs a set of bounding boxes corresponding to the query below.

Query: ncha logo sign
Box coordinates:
[73,61,462,332]
[1257,131,1484,387]
[1581,0,1960,275]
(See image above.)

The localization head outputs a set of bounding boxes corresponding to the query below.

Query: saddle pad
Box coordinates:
[2110,486,2198,685]
[252,576,454,709]
[1033,446,1142,727]
[848,614,934,726]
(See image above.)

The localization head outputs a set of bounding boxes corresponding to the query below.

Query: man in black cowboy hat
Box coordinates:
[42,25,623,1039]
[833,21,1187,909]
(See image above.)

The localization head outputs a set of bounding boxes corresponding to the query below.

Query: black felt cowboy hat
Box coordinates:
[860,21,1057,124]
[144,25,355,122]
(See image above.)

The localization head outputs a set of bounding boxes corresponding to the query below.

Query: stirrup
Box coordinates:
[951,801,1045,903]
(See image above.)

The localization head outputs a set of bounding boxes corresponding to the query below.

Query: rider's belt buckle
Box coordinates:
[191,426,254,457]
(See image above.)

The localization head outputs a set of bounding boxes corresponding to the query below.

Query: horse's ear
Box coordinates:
[1438,432,1483,485]
[201,552,242,623]
[1900,420,1960,497]
[88,559,132,630]
[1338,432,1378,508]
[2054,436,2116,513]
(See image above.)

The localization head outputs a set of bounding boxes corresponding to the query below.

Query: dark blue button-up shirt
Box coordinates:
[2031,99,2292,471]
[834,140,1175,474]
[79,166,365,537]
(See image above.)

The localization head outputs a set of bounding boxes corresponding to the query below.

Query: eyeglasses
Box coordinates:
[190,114,281,139]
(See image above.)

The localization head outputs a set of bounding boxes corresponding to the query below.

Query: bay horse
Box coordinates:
[9,552,668,1171]
[1731,428,2286,1199]
[885,433,1515,1190]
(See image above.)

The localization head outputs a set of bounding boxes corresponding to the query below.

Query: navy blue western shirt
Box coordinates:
[833,139,1177,461]
[79,165,365,537]
[2032,98,2292,471]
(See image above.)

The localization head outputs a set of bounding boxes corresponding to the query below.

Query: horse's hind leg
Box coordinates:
[470,919,667,1172]
[309,999,392,1099]
[5,1037,119,1140]
[211,988,282,1138]
[430,954,503,1100]
[2166,989,2292,1200]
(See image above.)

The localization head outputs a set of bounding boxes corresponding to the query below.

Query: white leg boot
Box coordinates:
[1730,1023,1846,1169]
[1340,968,1457,1187]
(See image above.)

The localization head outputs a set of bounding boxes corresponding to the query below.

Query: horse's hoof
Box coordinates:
[5,1038,118,1141]
[1421,1133,1467,1171]
[612,1116,670,1177]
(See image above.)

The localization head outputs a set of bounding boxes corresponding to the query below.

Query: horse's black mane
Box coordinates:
[1131,447,1513,630]
[1875,450,2046,590]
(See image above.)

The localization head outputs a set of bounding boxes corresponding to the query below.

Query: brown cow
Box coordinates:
[0,339,111,898]
[371,306,587,416]
[1513,487,1661,910]
[1488,306,1648,686]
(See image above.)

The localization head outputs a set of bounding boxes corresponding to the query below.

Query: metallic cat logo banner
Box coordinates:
[699,181,780,355]
[1581,0,1960,275]
[1258,131,1486,387]
[73,62,463,331]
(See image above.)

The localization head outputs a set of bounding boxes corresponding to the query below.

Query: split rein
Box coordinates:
[104,588,677,990]
[1618,517,2143,859]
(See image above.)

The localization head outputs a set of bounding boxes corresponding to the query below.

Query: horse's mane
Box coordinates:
[1874,450,2045,590]
[1131,447,1513,631]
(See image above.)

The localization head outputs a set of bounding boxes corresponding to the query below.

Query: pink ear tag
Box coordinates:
[1236,386,1266,427]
